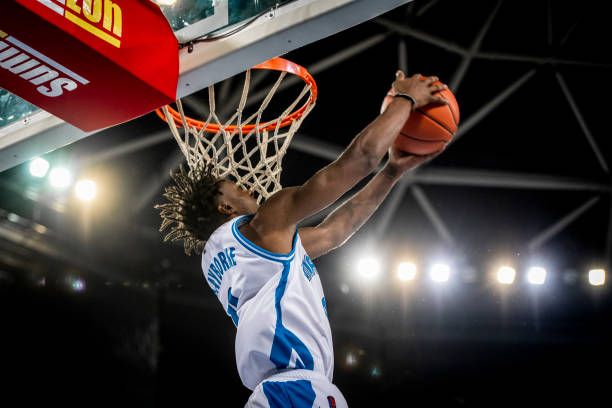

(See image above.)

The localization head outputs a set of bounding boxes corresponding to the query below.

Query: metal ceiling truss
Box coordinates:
[527,196,601,252]
[379,0,612,266]
[449,0,503,93]
[15,0,604,267]
[375,17,611,68]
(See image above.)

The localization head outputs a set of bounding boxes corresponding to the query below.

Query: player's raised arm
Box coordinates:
[300,146,441,259]
[253,72,447,233]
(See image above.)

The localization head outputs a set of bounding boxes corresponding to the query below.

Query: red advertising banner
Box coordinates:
[0,0,178,131]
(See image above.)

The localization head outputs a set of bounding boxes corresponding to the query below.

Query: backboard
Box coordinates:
[0,0,412,172]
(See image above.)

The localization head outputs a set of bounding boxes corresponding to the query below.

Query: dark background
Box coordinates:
[1,0,612,406]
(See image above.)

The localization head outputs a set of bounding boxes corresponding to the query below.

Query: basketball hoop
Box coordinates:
[155,57,317,203]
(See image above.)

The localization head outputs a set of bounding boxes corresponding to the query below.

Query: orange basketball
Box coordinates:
[380,81,460,155]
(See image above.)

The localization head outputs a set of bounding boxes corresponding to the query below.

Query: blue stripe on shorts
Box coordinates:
[262,380,316,408]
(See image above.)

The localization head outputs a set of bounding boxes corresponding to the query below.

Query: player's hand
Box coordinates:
[392,71,448,109]
[385,145,443,177]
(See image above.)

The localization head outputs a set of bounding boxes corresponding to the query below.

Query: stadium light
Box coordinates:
[29,157,50,178]
[49,167,72,188]
[357,258,381,279]
[397,262,417,281]
[430,263,450,283]
[154,0,177,5]
[71,278,86,292]
[75,179,97,201]
[346,353,357,367]
[497,266,516,284]
[527,267,547,285]
[65,276,86,292]
[589,269,606,286]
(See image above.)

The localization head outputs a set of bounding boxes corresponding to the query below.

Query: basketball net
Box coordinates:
[157,58,317,203]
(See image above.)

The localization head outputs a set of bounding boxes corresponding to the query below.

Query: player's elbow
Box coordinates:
[326,227,349,251]
[315,225,346,253]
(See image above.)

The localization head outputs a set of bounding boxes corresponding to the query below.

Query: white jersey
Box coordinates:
[201,215,334,391]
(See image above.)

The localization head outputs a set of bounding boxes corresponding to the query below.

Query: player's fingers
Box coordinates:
[432,96,448,105]
[411,73,422,80]
[424,76,439,85]
[431,84,447,92]
[395,70,405,80]
[421,150,444,161]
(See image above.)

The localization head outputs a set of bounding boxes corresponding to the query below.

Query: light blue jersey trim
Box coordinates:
[231,215,298,263]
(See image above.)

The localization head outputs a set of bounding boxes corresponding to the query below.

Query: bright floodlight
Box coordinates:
[497,266,516,284]
[527,267,547,285]
[75,179,97,201]
[357,258,381,279]
[346,353,357,367]
[29,157,50,178]
[430,263,450,283]
[397,262,417,281]
[589,269,606,286]
[71,278,86,292]
[49,167,71,188]
[155,0,177,5]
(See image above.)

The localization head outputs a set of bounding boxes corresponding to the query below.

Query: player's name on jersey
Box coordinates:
[302,255,318,281]
[206,246,237,295]
[0,30,89,97]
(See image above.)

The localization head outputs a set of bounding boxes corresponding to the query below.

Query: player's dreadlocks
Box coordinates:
[155,163,224,256]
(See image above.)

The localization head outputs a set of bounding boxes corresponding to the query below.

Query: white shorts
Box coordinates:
[245,369,349,408]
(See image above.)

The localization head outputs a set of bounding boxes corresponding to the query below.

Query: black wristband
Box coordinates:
[393,93,416,109]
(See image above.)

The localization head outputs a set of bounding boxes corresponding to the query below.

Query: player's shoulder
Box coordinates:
[250,186,300,231]
[204,216,241,253]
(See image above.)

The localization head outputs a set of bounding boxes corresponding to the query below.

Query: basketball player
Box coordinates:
[156,71,448,407]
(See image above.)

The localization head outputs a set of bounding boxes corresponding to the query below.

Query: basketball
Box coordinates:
[380,81,460,155]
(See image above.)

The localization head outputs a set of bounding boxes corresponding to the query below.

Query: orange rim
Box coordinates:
[156,57,317,133]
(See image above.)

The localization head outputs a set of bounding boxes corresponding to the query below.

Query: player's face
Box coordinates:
[218,180,259,215]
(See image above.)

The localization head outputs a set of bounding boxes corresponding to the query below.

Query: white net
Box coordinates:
[161,67,316,203]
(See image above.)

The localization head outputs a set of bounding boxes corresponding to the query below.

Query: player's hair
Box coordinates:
[154,163,224,256]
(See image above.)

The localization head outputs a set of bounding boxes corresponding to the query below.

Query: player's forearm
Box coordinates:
[340,98,413,173]
[318,162,402,248]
